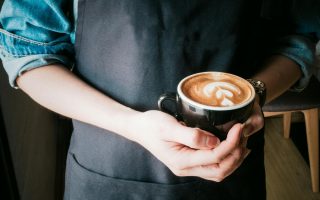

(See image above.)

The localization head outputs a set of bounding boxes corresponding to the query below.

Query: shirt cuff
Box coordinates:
[0,28,74,88]
[272,35,316,92]
[1,52,73,88]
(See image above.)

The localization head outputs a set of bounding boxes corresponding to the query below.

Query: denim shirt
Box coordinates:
[0,0,77,88]
[0,0,319,89]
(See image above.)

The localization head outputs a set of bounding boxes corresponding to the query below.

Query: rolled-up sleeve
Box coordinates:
[272,34,316,91]
[0,0,75,88]
[268,0,320,91]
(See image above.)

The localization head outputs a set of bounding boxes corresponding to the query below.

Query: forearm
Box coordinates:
[17,64,241,181]
[253,55,302,104]
[16,64,139,140]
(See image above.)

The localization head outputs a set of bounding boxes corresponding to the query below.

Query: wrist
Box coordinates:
[99,106,142,141]
[125,110,162,144]
[123,110,145,142]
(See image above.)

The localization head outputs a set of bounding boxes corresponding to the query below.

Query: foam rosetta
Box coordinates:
[181,73,252,107]
[203,82,241,106]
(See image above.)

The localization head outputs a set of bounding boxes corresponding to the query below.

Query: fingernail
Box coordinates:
[244,149,251,158]
[241,119,252,137]
[206,136,220,148]
[240,123,246,131]
[242,126,253,138]
[244,118,252,126]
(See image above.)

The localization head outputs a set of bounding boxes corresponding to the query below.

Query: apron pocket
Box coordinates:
[66,153,199,200]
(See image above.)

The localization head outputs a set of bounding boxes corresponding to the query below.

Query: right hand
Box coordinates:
[129,110,250,182]
[13,64,247,181]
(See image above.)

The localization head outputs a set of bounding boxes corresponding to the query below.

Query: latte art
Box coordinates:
[181,73,252,107]
[203,81,241,106]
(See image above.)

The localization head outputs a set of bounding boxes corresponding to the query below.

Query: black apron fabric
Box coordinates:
[62,0,286,199]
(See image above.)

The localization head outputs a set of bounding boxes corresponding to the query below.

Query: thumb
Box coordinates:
[242,105,264,137]
[225,123,243,146]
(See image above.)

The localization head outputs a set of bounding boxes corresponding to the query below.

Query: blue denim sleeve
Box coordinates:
[0,0,75,88]
[272,35,316,92]
[268,0,320,91]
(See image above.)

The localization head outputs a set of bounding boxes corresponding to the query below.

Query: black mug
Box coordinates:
[158,72,255,140]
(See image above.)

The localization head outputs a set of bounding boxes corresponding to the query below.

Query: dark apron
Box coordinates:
[63,0,283,199]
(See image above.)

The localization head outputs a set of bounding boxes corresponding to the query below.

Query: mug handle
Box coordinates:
[158,93,227,140]
[158,92,182,120]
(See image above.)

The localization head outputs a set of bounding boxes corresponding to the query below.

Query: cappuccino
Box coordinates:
[181,72,253,107]
[158,71,256,136]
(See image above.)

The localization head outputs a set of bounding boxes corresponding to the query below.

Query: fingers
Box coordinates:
[209,123,243,162]
[170,146,251,182]
[144,111,251,181]
[213,147,251,180]
[163,123,250,182]
[168,148,222,170]
[215,120,237,133]
[168,123,243,170]
[242,103,264,137]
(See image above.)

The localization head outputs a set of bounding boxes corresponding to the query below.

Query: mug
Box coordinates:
[158,72,256,140]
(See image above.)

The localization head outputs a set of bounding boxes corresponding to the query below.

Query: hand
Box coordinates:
[199,99,264,181]
[129,110,249,182]
[14,64,257,181]
[191,99,264,181]
[239,97,265,152]
[242,97,265,138]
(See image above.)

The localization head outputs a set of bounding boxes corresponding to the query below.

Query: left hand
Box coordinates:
[243,97,265,137]
[196,98,264,182]
[214,96,265,140]
[240,97,265,148]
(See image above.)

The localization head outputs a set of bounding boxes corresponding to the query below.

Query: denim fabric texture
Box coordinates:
[0,0,318,88]
[0,0,76,87]
[272,35,317,91]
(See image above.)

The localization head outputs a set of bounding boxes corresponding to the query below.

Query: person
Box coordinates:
[0,0,318,199]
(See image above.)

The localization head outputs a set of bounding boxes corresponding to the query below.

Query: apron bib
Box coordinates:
[64,0,273,199]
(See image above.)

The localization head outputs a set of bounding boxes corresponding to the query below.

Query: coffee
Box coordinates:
[158,71,256,139]
[181,72,252,107]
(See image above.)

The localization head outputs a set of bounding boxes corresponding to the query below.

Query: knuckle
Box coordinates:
[218,171,227,179]
[233,148,243,160]
[255,115,264,130]
[212,151,223,163]
[213,176,224,182]
[229,156,241,167]
[214,156,223,163]
[189,129,202,145]
[212,169,227,182]
[215,178,223,183]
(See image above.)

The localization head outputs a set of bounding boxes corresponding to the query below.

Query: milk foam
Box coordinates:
[203,82,241,106]
[181,73,251,107]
